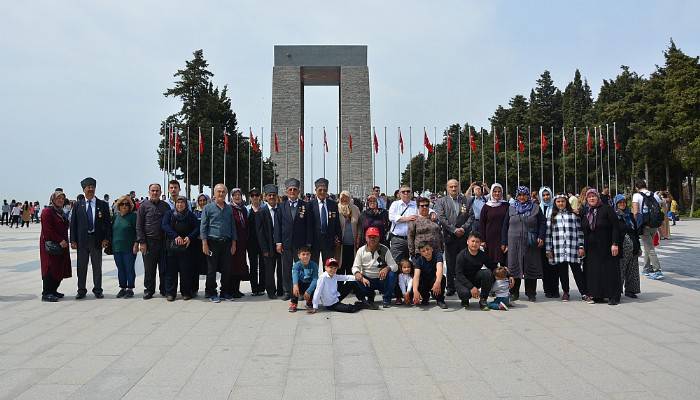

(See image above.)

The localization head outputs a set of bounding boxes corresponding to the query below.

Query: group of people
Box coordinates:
[2,200,40,228]
[37,175,666,312]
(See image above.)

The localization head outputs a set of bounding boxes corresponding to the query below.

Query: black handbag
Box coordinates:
[167,238,188,254]
[44,240,65,255]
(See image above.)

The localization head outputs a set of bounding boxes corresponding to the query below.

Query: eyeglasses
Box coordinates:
[118,203,130,207]
[418,204,430,208]
[250,193,260,197]
[400,190,411,194]
[287,188,299,192]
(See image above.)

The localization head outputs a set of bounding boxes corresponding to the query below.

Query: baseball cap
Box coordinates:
[325,258,339,267]
[366,227,380,237]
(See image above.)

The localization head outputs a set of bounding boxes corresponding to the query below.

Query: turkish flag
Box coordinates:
[274,131,279,153]
[518,134,525,153]
[614,131,621,151]
[447,134,452,153]
[198,129,204,155]
[223,131,229,154]
[373,130,379,154]
[399,128,404,154]
[599,132,606,150]
[470,130,477,153]
[423,129,433,154]
[540,130,548,152]
[175,132,182,154]
[586,129,593,153]
[323,128,329,152]
[299,129,304,152]
[348,131,353,153]
[494,129,500,153]
[562,133,569,154]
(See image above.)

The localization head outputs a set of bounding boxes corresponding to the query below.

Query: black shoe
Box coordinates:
[282,293,291,301]
[545,293,554,298]
[143,292,154,300]
[75,292,86,300]
[276,291,284,297]
[446,289,456,296]
[479,299,489,311]
[166,295,175,302]
[159,291,166,297]
[624,292,638,299]
[382,302,391,309]
[94,292,104,299]
[356,301,379,310]
[116,289,127,298]
[608,298,620,306]
[461,299,469,309]
[124,289,134,298]
[42,294,58,302]
[527,295,536,302]
[53,291,64,298]
[420,299,429,306]
[267,293,277,300]
[232,292,243,299]
[437,301,448,309]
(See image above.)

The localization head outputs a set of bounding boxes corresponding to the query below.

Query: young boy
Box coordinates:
[412,242,447,309]
[311,258,358,313]
[289,246,319,312]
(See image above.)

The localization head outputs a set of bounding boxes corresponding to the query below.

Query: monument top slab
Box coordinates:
[274,45,367,67]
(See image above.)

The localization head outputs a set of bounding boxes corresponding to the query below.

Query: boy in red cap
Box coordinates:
[310,258,359,313]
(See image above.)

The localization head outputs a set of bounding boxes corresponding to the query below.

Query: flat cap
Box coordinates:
[314,177,329,188]
[80,177,96,189]
[263,184,278,194]
[284,178,300,189]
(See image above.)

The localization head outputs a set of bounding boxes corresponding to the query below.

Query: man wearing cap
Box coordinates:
[352,226,398,308]
[136,183,172,299]
[256,184,283,298]
[309,178,341,271]
[70,177,112,299]
[274,178,313,301]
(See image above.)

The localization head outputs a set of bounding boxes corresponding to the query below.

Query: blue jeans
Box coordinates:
[354,271,397,304]
[488,296,510,310]
[113,251,137,289]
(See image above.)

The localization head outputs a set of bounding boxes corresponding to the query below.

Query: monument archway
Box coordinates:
[271,45,371,195]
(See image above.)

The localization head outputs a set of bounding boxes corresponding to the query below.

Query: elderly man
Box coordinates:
[70,177,112,299]
[434,179,474,296]
[256,184,283,299]
[200,183,237,303]
[387,185,417,264]
[274,178,312,301]
[352,227,398,308]
[309,178,341,270]
[136,183,171,299]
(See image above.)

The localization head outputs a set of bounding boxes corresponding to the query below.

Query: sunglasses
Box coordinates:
[250,193,260,197]
[418,204,430,208]
[400,190,411,194]
[118,203,130,207]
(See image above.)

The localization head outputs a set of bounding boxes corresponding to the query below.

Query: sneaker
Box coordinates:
[222,294,235,301]
[41,294,58,302]
[437,301,448,309]
[124,289,134,298]
[53,291,65,298]
[183,295,192,301]
[143,292,153,300]
[306,301,313,309]
[210,296,221,303]
[116,289,127,298]
[498,302,509,311]
[654,271,665,280]
[461,299,469,309]
[382,302,391,309]
[479,299,489,311]
[395,298,403,305]
[288,303,297,312]
[647,272,658,280]
[561,292,570,302]
[585,297,595,304]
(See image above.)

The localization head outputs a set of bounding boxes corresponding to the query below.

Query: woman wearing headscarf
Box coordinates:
[358,194,390,246]
[162,196,200,301]
[39,191,72,302]
[613,194,641,299]
[538,186,560,298]
[337,191,361,278]
[479,183,509,267]
[228,188,249,298]
[191,193,210,297]
[501,186,546,302]
[581,189,621,305]
[112,195,138,298]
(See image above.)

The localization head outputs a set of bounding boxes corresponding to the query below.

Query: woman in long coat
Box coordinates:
[336,191,361,277]
[479,183,509,267]
[192,193,210,297]
[230,189,249,298]
[39,191,72,302]
[501,186,546,302]
[581,189,621,305]
[613,194,640,299]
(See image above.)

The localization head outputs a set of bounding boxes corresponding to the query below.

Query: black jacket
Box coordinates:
[308,197,341,251]
[274,199,312,251]
[70,198,112,246]
[256,204,279,255]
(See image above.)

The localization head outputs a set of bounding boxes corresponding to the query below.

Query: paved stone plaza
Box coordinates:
[1,221,699,400]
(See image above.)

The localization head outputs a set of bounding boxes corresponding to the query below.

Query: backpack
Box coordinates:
[640,192,664,229]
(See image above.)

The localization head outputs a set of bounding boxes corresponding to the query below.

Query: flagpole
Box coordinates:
[562,127,566,194]
[605,124,617,194]
[285,127,289,183]
[480,127,485,183]
[551,126,555,193]
[186,126,190,199]
[446,129,449,184]
[248,128,252,191]
[492,126,496,185]
[223,129,227,188]
[162,122,166,192]
[397,128,401,189]
[504,126,508,195]
[599,125,604,189]
[385,126,388,195]
[322,127,326,179]
[370,126,374,186]
[585,126,589,187]
[516,126,520,186]
[359,126,362,195]
[260,127,264,188]
[469,125,473,183]
[198,127,201,194]
[613,122,618,194]
[210,127,214,196]
[409,126,413,191]
[167,124,171,181]
[433,126,437,192]
[299,127,303,184]
[422,127,426,193]
[336,126,340,193]
[310,126,314,187]
[457,125,460,183]
[528,126,532,190]
[540,126,544,187]
[594,126,599,189]
[574,126,577,194]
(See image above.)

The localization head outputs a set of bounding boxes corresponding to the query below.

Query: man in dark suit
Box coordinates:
[70,177,112,299]
[274,178,312,300]
[256,184,283,299]
[308,178,341,272]
[433,179,474,296]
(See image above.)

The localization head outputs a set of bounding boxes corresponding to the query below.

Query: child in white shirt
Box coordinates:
[397,259,414,306]
[311,258,358,313]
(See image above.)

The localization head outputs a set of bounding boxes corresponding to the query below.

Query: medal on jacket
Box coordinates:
[460,205,467,214]
[299,205,305,218]
[329,211,336,219]
[98,211,103,219]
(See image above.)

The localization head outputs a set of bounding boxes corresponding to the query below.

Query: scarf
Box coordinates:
[49,190,68,221]
[514,186,534,215]
[613,194,633,228]
[486,183,508,207]
[538,186,553,214]
[196,193,210,211]
[585,189,601,230]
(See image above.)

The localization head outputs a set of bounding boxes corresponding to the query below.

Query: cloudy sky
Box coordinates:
[2,0,698,201]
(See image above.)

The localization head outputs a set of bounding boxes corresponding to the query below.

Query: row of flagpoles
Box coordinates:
[162,122,622,197]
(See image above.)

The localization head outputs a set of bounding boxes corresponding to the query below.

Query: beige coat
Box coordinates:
[336,203,361,260]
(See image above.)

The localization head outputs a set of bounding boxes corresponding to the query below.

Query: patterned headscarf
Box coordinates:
[49,190,66,210]
[514,186,534,215]
[585,188,601,229]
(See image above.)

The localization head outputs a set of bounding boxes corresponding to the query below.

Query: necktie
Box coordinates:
[271,207,276,227]
[87,200,94,232]
[290,202,297,219]
[320,201,327,233]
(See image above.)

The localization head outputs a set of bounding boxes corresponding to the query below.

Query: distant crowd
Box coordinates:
[29,176,676,313]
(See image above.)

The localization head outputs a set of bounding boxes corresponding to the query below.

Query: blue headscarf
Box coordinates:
[514,186,534,215]
[613,194,633,227]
